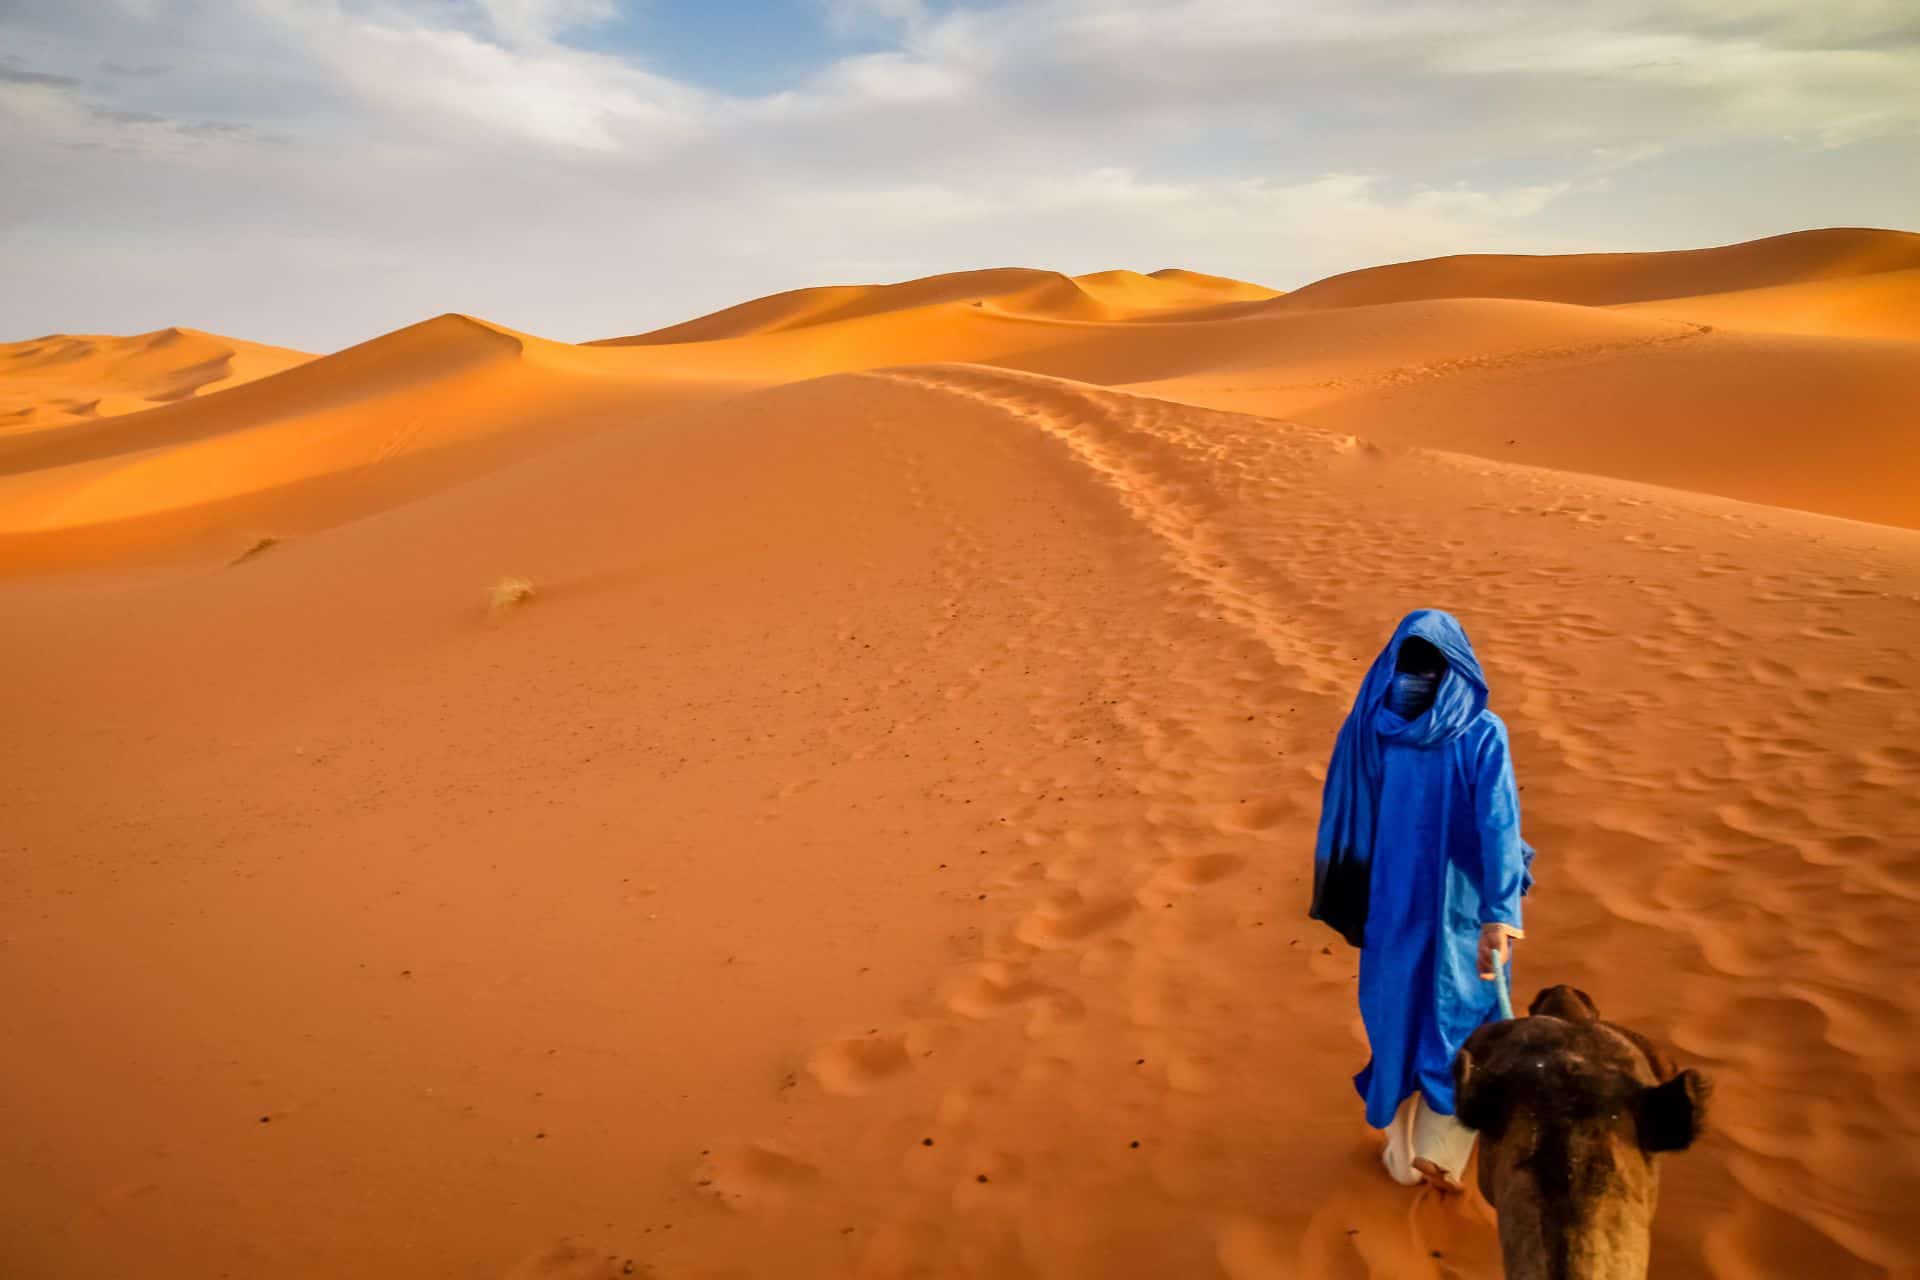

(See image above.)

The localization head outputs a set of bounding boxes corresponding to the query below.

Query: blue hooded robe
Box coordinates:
[1310,610,1534,1128]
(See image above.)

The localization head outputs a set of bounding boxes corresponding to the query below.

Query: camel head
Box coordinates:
[1453,985,1711,1280]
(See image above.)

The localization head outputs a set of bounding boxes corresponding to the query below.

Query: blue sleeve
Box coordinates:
[1473,719,1529,931]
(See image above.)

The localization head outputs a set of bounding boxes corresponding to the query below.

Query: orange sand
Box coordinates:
[1,229,1916,1279]
[0,326,312,431]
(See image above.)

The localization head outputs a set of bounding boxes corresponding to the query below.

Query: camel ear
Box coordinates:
[1454,1048,1504,1134]
[1455,1020,1522,1134]
[1637,1069,1711,1153]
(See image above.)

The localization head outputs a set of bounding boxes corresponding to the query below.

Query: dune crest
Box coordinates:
[0,313,746,565]
[1278,226,1920,309]
[1618,266,1920,340]
[592,265,1282,347]
[10,228,1917,565]
[0,326,311,431]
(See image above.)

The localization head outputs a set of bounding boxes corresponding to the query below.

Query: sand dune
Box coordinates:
[1128,301,1920,530]
[0,315,757,569]
[2,230,1917,1279]
[1279,226,1920,309]
[7,227,1913,566]
[1618,266,1920,340]
[594,267,1280,346]
[0,326,311,431]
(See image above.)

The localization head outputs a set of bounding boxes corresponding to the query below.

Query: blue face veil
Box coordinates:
[1310,610,1492,948]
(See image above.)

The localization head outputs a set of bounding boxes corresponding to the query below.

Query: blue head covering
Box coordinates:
[1311,609,1490,947]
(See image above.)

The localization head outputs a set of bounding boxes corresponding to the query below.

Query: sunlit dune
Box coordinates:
[1,229,1916,1280]
[5,229,1916,567]
[0,326,311,432]
[1277,226,1920,309]
[0,315,755,566]
[591,265,1282,347]
[1618,266,1920,340]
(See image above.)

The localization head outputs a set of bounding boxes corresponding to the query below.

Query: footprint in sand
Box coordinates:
[502,1242,643,1279]
[692,1142,822,1211]
[1214,797,1291,834]
[1164,851,1246,888]
[807,1033,913,1095]
[1014,889,1134,949]
[945,960,1050,1018]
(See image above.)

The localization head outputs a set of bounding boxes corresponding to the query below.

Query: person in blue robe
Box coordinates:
[1309,609,1533,1188]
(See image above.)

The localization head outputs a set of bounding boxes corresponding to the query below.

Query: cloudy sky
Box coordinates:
[3,0,1916,350]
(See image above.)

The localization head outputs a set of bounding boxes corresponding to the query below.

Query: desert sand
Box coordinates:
[0,327,312,431]
[1,228,1916,1279]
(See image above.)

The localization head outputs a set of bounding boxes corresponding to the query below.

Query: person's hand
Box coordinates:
[1478,923,1520,979]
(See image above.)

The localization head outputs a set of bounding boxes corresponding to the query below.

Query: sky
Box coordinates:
[2,0,1917,351]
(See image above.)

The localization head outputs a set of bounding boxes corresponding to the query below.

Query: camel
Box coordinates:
[1453,985,1711,1280]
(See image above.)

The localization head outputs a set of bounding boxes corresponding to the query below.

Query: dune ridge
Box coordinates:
[1,227,1916,1279]
[1618,266,1920,340]
[591,266,1282,347]
[0,314,757,562]
[1278,226,1920,310]
[0,326,311,431]
[5,228,1916,566]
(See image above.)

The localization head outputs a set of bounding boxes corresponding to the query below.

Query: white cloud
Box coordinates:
[822,0,932,35]
[253,1,702,150]
[0,0,1914,348]
[1407,182,1575,222]
[1436,26,1920,143]
[815,51,971,104]
[473,0,619,46]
